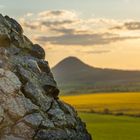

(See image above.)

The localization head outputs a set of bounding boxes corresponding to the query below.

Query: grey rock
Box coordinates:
[5,16,23,35]
[1,135,25,140]
[22,113,43,128]
[0,34,10,47]
[31,44,45,59]
[37,60,50,73]
[0,14,92,140]
[34,128,68,140]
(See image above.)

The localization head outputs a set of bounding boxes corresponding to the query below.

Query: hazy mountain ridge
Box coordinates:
[52,57,140,94]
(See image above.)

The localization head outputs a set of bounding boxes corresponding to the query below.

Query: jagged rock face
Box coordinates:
[0,14,92,140]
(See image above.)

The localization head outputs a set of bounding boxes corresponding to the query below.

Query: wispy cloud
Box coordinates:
[36,32,140,46]
[81,50,111,54]
[38,10,77,20]
[111,21,140,30]
[20,10,140,46]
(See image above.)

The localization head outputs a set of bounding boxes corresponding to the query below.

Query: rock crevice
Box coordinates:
[0,14,91,140]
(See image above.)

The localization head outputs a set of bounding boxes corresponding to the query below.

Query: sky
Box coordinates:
[1,0,140,70]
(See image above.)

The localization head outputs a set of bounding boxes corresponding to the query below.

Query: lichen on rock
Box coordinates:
[0,14,92,140]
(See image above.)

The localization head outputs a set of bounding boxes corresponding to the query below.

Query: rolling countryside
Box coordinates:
[56,57,140,140]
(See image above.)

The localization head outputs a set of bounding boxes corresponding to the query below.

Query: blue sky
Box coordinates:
[1,0,140,70]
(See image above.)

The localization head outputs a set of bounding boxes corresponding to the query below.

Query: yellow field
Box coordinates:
[61,93,140,115]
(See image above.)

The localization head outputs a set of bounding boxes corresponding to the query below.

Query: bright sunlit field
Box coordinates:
[61,92,140,116]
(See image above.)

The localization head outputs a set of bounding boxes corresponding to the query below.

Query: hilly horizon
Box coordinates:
[52,56,140,94]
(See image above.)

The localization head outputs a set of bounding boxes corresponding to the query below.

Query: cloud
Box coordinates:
[21,20,75,30]
[26,13,33,17]
[20,10,140,46]
[84,50,111,54]
[20,10,121,33]
[124,22,140,30]
[51,27,75,34]
[38,10,77,19]
[111,21,140,30]
[41,20,76,28]
[20,10,78,32]
[21,20,39,30]
[35,32,140,46]
[38,10,64,16]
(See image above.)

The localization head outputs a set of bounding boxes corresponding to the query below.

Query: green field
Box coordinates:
[61,93,140,140]
[79,113,140,140]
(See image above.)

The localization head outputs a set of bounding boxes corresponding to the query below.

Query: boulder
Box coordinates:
[0,14,92,140]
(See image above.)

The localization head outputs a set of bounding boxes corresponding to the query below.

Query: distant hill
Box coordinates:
[52,56,140,94]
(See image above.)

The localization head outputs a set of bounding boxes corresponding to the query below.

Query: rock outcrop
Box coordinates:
[0,14,92,140]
